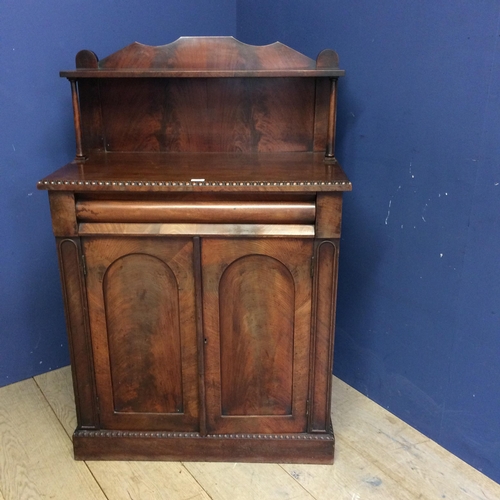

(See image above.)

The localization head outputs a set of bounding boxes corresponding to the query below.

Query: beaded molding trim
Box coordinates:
[74,430,334,441]
[38,180,351,188]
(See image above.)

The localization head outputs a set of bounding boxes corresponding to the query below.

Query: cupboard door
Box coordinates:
[83,237,199,431]
[202,238,313,434]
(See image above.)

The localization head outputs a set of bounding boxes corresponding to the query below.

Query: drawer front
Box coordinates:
[76,199,316,224]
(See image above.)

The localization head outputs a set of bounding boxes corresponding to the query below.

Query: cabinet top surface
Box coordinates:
[61,37,344,78]
[38,152,351,193]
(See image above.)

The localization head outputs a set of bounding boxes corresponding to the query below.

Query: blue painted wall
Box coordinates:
[237,0,500,483]
[0,1,235,385]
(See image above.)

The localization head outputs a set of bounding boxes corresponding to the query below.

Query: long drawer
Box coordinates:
[75,200,316,224]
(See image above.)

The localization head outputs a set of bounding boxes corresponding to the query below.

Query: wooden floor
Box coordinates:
[0,367,498,500]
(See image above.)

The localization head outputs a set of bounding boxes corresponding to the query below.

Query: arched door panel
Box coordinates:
[202,238,313,434]
[83,237,198,431]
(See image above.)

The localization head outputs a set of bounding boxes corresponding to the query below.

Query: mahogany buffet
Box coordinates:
[38,37,351,463]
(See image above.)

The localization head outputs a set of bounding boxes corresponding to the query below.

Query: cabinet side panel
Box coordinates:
[103,254,183,414]
[49,192,77,237]
[219,255,294,416]
[315,192,343,239]
[310,240,338,432]
[58,238,98,428]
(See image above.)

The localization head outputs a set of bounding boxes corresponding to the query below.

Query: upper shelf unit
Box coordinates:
[57,37,345,162]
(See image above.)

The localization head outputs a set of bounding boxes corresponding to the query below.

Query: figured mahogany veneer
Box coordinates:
[38,37,350,463]
[39,153,350,191]
[75,199,316,224]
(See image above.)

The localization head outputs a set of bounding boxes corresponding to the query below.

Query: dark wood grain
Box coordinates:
[57,238,98,428]
[97,78,314,153]
[103,253,183,414]
[48,192,77,236]
[77,222,315,237]
[74,430,334,463]
[78,79,105,153]
[75,191,316,202]
[309,240,338,432]
[313,78,330,152]
[83,237,199,431]
[202,238,312,434]
[98,38,317,70]
[316,49,341,69]
[76,49,98,69]
[75,199,316,224]
[62,69,344,78]
[37,152,351,193]
[219,254,294,416]
[70,80,85,159]
[316,192,343,238]
[62,37,344,78]
[326,78,338,158]
[193,237,207,437]
[60,38,344,158]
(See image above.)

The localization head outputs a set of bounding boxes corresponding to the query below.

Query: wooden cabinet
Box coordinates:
[38,37,351,463]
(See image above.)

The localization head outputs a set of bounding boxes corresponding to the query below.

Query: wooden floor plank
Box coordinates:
[84,462,211,500]
[34,368,77,435]
[281,434,418,500]
[0,378,105,500]
[32,367,500,500]
[331,377,500,500]
[35,367,211,500]
[184,462,314,500]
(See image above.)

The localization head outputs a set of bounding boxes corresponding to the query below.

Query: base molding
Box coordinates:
[73,429,335,463]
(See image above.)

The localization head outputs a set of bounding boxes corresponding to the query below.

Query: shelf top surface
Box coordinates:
[60,68,345,78]
[38,152,351,193]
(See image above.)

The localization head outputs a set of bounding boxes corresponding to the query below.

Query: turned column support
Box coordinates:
[325,77,338,159]
[69,79,86,161]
